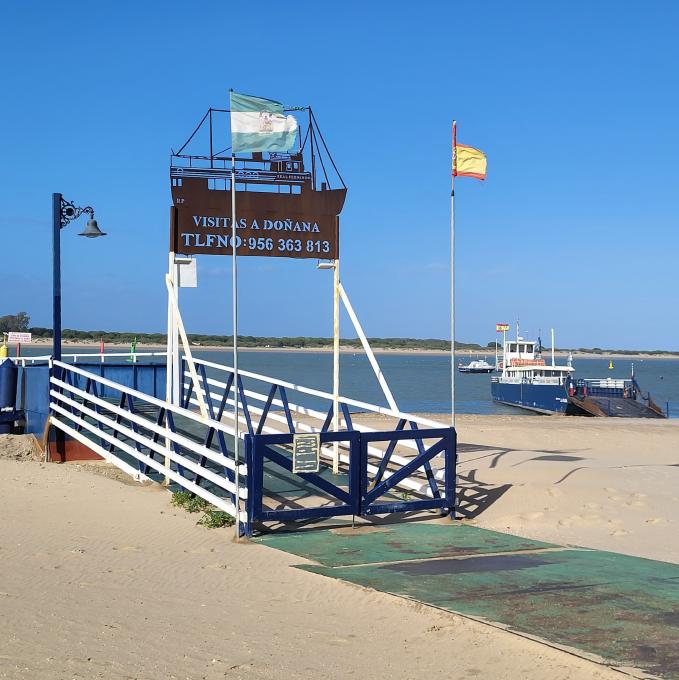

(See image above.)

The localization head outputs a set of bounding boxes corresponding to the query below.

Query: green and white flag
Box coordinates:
[230,91,298,153]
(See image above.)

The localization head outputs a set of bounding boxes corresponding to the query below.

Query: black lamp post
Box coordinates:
[52,193,106,361]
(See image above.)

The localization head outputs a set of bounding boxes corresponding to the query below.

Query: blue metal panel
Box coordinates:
[16,365,51,435]
[18,362,165,438]
[73,363,166,400]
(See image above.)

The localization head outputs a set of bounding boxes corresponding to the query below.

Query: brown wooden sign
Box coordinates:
[170,177,346,259]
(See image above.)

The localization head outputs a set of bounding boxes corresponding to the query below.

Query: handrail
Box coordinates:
[50,378,246,476]
[52,360,234,437]
[12,351,167,366]
[186,372,447,465]
[191,357,446,429]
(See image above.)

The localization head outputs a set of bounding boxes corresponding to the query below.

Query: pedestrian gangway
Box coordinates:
[47,357,456,535]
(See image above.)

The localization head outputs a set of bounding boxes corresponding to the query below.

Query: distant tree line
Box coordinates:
[4,312,678,355]
[25,327,493,351]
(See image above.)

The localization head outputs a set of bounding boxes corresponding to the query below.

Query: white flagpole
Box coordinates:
[231,152,240,540]
[450,120,457,428]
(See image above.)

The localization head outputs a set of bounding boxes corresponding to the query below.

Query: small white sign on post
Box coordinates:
[178,258,197,288]
[7,332,31,344]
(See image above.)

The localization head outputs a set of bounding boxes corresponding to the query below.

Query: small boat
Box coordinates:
[458,358,494,374]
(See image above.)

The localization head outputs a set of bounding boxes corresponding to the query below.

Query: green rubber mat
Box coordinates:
[254,522,556,567]
[300,547,679,678]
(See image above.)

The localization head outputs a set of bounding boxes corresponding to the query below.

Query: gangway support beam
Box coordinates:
[165,273,209,421]
[338,282,398,412]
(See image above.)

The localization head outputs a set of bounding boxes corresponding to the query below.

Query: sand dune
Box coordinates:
[0,439,624,680]
[451,415,679,564]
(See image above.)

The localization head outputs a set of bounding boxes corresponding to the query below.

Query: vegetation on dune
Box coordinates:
[2,311,678,355]
[171,490,235,528]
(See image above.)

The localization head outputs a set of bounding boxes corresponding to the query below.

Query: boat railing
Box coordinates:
[492,376,564,385]
[577,378,630,389]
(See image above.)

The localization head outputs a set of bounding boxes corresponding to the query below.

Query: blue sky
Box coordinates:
[1,1,677,349]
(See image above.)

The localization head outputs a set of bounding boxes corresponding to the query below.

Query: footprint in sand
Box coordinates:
[548,488,563,498]
[610,529,629,537]
[609,495,625,502]
[520,512,544,520]
[628,501,647,508]
[645,518,667,525]
[583,502,602,510]
[557,515,582,527]
[581,514,602,522]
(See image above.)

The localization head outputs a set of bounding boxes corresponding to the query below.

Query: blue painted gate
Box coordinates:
[244,426,456,535]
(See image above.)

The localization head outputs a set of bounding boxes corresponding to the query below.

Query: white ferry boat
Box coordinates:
[491,335,574,414]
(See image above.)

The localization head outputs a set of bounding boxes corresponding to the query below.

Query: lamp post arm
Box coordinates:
[59,198,95,229]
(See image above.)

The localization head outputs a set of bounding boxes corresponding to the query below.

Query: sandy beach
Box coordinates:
[453,414,679,563]
[22,339,679,360]
[2,416,677,679]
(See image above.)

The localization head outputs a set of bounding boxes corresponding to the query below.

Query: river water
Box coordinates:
[19,347,679,418]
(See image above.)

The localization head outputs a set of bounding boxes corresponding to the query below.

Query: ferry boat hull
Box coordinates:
[491,381,569,415]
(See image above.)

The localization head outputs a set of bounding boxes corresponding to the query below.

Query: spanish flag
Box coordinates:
[453,122,487,180]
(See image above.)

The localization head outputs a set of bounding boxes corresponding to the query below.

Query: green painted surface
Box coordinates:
[301,548,679,678]
[254,522,556,567]
[257,524,679,678]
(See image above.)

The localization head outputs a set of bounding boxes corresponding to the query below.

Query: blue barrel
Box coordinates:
[0,359,18,434]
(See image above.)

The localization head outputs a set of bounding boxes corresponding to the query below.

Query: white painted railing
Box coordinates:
[184,357,448,496]
[13,351,167,366]
[48,360,245,523]
[581,378,628,389]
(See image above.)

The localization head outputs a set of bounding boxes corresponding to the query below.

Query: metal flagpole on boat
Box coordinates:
[450,120,457,427]
[231,151,240,540]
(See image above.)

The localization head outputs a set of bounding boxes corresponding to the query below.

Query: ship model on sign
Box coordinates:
[170,105,347,260]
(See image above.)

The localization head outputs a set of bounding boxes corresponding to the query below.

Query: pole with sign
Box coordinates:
[231,150,241,538]
[496,324,509,369]
[170,93,357,532]
[8,332,31,359]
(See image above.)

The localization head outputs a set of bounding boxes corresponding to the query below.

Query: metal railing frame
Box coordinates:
[48,360,246,525]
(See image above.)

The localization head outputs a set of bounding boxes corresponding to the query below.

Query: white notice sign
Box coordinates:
[7,332,31,344]
[292,434,320,474]
[178,258,197,288]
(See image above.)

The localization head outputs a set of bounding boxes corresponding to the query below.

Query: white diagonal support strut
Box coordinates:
[338,282,399,412]
[165,273,209,420]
